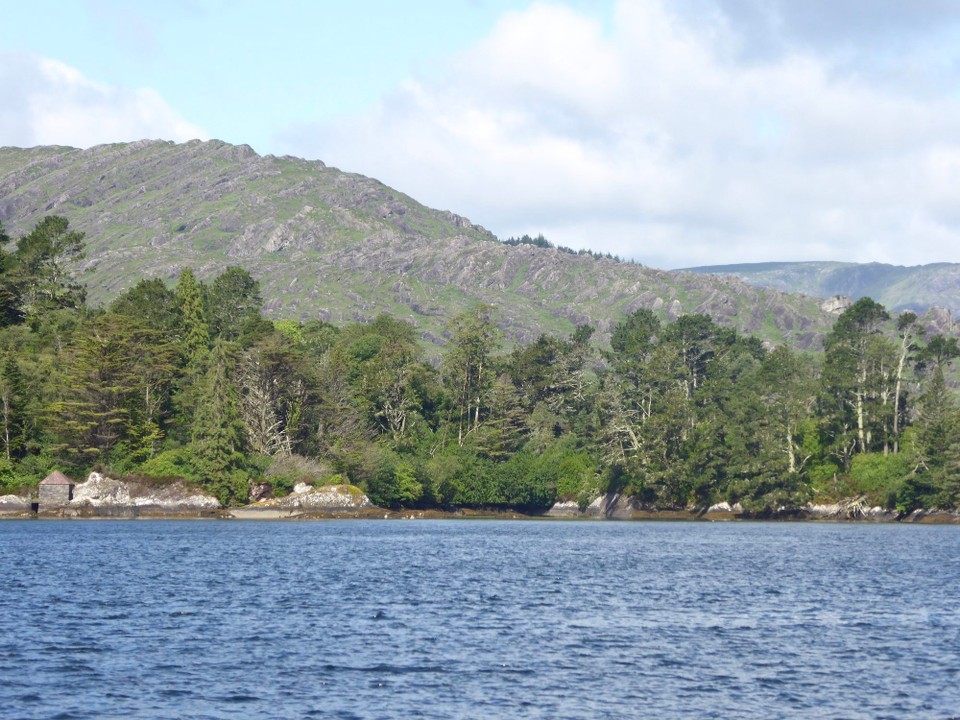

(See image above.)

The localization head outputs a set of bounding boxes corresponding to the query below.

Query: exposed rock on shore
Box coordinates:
[801,497,899,521]
[59,473,222,518]
[544,494,721,520]
[0,494,31,516]
[230,483,373,519]
[544,493,960,523]
[902,508,960,524]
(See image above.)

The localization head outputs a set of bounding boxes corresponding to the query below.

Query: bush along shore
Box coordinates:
[2,217,960,520]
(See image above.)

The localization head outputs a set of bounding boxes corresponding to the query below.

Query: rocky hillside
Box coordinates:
[685,261,960,316]
[1,140,838,348]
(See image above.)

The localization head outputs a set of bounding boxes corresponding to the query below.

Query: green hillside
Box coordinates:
[0,140,834,348]
[686,261,960,316]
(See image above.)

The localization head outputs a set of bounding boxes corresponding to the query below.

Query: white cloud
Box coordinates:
[288,0,960,269]
[0,54,207,149]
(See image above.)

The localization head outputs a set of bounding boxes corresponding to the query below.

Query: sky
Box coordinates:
[4,0,960,270]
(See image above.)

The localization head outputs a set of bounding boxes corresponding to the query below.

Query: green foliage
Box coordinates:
[137,448,202,482]
[0,354,27,460]
[0,450,56,494]
[610,308,660,359]
[207,266,263,341]
[273,319,304,344]
[3,243,960,516]
[176,268,209,362]
[190,339,249,504]
[10,215,86,321]
[444,305,499,446]
[46,313,178,463]
[848,451,913,507]
[111,278,183,338]
[357,447,424,509]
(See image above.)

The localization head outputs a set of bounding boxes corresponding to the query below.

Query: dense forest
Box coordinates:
[2,216,959,513]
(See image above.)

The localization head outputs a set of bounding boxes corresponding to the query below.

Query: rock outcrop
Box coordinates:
[820,295,853,315]
[61,473,222,517]
[0,494,31,516]
[230,483,373,518]
[544,494,720,520]
[543,493,960,522]
[801,497,898,521]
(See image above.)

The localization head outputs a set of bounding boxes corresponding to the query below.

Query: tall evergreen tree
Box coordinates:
[11,216,86,319]
[175,268,210,362]
[46,313,177,462]
[191,339,248,504]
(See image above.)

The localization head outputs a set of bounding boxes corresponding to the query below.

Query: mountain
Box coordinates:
[684,261,960,316]
[1,140,840,349]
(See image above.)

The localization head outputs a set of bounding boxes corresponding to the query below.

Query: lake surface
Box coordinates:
[1,520,959,719]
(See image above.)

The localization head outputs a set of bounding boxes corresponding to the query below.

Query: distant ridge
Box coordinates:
[1,140,842,349]
[684,261,960,316]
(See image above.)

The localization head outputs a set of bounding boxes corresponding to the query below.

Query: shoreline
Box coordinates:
[3,505,959,523]
[6,474,958,523]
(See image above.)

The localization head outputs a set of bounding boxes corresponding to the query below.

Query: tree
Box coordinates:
[913,366,958,475]
[207,266,263,340]
[443,306,499,446]
[509,325,595,419]
[0,355,26,460]
[235,333,311,457]
[111,279,183,340]
[361,338,422,444]
[191,339,248,504]
[46,313,177,462]
[610,308,660,360]
[175,268,210,362]
[891,312,922,454]
[757,346,816,476]
[0,221,21,327]
[819,298,891,468]
[11,216,86,319]
[661,314,736,398]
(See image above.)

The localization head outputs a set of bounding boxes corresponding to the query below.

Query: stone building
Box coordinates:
[38,471,74,510]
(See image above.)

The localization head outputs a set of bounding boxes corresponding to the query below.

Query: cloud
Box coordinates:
[286,0,960,269]
[0,53,207,149]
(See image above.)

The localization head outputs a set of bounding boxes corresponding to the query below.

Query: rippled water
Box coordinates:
[2,520,959,719]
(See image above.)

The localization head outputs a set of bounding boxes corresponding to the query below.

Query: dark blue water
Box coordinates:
[1,520,959,719]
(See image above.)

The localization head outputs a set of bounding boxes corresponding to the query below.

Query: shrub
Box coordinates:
[137,448,201,482]
[848,451,913,507]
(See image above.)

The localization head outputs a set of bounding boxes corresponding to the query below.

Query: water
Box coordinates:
[1,520,958,719]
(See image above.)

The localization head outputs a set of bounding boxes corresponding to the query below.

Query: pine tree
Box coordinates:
[191,339,248,504]
[175,268,209,363]
[45,314,176,462]
[11,216,86,319]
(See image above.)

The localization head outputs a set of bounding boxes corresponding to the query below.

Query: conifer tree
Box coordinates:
[175,268,209,362]
[191,339,248,504]
[11,216,86,319]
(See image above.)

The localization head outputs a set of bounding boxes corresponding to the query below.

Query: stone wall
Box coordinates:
[38,484,72,509]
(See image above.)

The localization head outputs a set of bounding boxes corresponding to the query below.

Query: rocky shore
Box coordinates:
[543,493,960,523]
[229,482,376,519]
[3,475,960,523]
